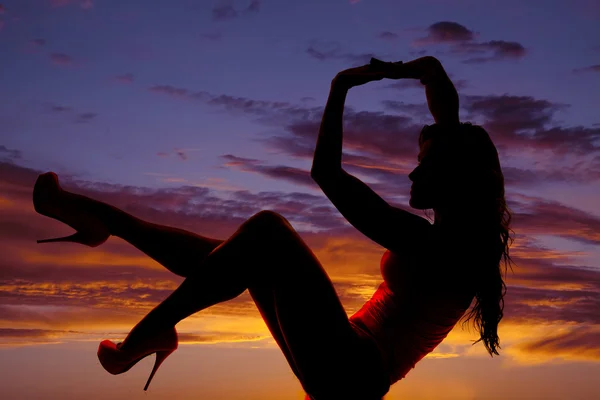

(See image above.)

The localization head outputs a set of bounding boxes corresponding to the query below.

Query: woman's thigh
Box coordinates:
[244,211,389,398]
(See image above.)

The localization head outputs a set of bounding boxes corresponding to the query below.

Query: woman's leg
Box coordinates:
[122,210,388,398]
[60,188,224,277]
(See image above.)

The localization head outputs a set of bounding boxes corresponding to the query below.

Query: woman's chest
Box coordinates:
[380,245,465,294]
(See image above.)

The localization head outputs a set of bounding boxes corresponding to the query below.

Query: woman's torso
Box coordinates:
[349,228,475,384]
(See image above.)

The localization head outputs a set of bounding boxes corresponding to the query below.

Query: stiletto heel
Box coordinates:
[144,349,175,391]
[97,327,178,391]
[33,172,110,247]
[37,231,98,245]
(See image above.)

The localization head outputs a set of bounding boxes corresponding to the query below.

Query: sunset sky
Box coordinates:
[1,0,600,399]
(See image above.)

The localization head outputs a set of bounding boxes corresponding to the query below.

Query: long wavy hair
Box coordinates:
[418,122,515,356]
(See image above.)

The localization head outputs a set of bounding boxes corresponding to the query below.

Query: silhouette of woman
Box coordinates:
[32,56,513,400]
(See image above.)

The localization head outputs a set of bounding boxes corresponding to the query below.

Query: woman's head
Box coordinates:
[408,122,514,357]
[408,122,504,214]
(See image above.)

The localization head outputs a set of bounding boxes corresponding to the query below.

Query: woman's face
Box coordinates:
[408,138,442,210]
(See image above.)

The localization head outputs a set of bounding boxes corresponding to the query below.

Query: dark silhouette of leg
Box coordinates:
[108,215,224,278]
[33,174,307,384]
[122,210,387,398]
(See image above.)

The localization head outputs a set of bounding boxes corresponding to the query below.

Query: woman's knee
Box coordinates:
[244,210,293,234]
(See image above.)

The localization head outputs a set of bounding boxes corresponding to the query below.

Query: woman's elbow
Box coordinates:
[310,166,341,182]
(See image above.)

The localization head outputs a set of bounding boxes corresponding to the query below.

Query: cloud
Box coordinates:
[246,0,260,13]
[49,104,72,112]
[515,325,600,362]
[147,80,600,191]
[573,64,600,74]
[381,100,431,118]
[413,21,527,63]
[212,3,237,20]
[49,0,93,9]
[155,148,201,161]
[212,0,259,21]
[31,38,45,46]
[113,73,134,84]
[147,81,600,192]
[378,31,399,41]
[44,103,98,124]
[305,39,387,66]
[220,154,316,188]
[49,53,72,66]
[75,112,97,123]
[177,331,270,345]
[0,328,82,338]
[457,40,527,64]
[150,85,192,98]
[512,197,600,245]
[0,145,22,163]
[2,159,600,361]
[415,21,477,44]
[462,94,600,158]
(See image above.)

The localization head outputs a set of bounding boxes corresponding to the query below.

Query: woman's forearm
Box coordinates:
[311,83,348,176]
[377,56,459,125]
[403,57,460,126]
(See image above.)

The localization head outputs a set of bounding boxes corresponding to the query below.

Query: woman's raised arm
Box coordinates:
[372,56,460,127]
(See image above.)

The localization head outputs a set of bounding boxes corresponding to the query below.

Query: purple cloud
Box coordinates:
[220,154,316,188]
[0,145,22,162]
[49,0,92,9]
[305,39,388,66]
[75,112,97,123]
[113,73,134,84]
[49,53,72,66]
[459,40,527,63]
[413,21,527,63]
[212,1,260,21]
[416,21,477,44]
[572,64,600,74]
[378,31,399,41]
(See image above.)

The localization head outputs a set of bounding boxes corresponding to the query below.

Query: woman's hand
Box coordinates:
[369,57,405,79]
[331,64,386,91]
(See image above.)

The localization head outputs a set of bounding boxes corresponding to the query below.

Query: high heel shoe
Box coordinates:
[33,172,110,247]
[97,327,178,391]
